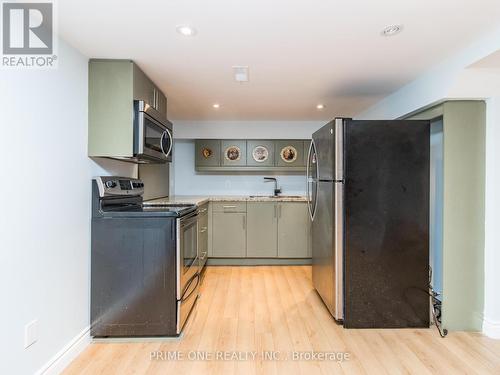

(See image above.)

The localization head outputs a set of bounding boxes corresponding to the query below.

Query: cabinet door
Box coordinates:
[132,63,155,107]
[196,140,221,167]
[212,212,246,257]
[275,140,306,167]
[303,140,311,165]
[246,140,275,167]
[221,140,247,166]
[278,202,310,258]
[247,202,278,257]
[157,90,167,116]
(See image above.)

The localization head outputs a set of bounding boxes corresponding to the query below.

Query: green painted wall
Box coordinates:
[409,100,485,331]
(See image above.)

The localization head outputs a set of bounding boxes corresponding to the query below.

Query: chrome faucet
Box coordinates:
[264,177,282,197]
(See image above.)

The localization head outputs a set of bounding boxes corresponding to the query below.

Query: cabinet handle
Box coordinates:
[279,205,282,218]
[223,205,236,209]
[200,227,207,233]
[242,216,246,230]
[199,208,208,213]
[274,205,277,218]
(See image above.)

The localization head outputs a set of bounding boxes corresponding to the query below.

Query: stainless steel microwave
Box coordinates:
[133,100,173,163]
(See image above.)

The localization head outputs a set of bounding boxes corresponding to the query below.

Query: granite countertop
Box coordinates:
[143,195,307,206]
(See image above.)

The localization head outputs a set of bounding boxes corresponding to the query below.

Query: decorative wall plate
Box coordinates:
[252,145,269,162]
[280,146,298,163]
[225,146,241,161]
[201,147,213,159]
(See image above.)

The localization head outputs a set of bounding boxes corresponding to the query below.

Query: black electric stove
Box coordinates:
[91,176,200,338]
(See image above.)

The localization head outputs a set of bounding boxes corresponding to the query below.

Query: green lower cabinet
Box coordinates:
[277,202,311,258]
[212,212,247,257]
[247,202,278,257]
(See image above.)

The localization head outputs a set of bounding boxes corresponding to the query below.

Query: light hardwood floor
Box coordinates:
[64,266,500,374]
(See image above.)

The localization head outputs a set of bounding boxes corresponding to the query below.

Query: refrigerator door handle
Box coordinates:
[306,140,317,221]
[335,118,344,181]
[306,140,311,217]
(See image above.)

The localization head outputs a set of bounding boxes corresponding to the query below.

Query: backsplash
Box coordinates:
[172,140,307,196]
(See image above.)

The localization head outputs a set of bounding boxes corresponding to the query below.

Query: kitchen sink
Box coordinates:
[248,195,303,199]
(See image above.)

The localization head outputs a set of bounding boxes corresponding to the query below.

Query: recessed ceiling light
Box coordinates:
[316,104,325,110]
[212,103,220,109]
[381,24,403,37]
[176,25,197,37]
[233,66,249,82]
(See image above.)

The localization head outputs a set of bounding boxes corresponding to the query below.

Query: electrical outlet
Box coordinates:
[24,320,38,348]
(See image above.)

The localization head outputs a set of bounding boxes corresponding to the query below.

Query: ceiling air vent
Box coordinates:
[233,66,249,82]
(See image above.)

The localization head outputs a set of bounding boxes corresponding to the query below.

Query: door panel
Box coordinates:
[275,140,306,167]
[312,121,335,180]
[312,181,335,315]
[343,120,430,328]
[247,140,275,167]
[278,202,310,258]
[247,202,278,257]
[212,212,246,257]
[195,140,221,167]
[221,140,247,166]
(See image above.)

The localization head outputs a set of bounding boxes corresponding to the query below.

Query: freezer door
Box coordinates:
[312,121,335,180]
[312,180,343,320]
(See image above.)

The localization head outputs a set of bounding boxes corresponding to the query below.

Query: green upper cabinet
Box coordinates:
[132,64,167,116]
[246,140,275,167]
[88,59,167,158]
[303,140,311,165]
[132,63,155,108]
[195,140,221,167]
[221,140,247,166]
[195,139,310,171]
[275,140,306,167]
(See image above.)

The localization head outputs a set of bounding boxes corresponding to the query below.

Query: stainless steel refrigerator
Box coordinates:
[308,118,430,328]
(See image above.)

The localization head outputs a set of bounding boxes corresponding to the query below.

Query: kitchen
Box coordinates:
[2,1,500,374]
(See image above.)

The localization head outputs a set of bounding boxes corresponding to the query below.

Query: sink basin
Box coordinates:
[248,195,303,199]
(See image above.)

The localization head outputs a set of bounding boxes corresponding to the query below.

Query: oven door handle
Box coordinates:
[181,273,200,302]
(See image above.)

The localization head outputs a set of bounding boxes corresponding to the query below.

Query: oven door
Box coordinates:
[176,211,199,300]
[134,101,173,163]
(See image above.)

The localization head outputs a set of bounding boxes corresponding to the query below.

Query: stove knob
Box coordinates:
[105,180,117,188]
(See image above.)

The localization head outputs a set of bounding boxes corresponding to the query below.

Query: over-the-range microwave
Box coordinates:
[129,100,173,163]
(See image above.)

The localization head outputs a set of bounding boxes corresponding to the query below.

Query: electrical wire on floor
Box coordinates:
[429,267,448,338]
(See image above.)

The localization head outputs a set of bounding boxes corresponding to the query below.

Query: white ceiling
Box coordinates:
[59,0,500,120]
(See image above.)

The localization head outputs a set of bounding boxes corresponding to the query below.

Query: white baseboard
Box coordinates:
[36,326,91,375]
[483,316,500,339]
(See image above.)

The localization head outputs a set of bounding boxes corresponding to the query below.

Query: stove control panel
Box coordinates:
[95,176,144,197]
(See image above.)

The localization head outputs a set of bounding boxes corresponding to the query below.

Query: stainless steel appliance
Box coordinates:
[308,118,430,328]
[133,100,173,163]
[91,177,199,337]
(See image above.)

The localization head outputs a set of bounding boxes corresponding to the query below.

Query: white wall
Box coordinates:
[173,140,308,195]
[358,26,500,338]
[0,40,135,374]
[171,121,324,196]
[173,120,324,139]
